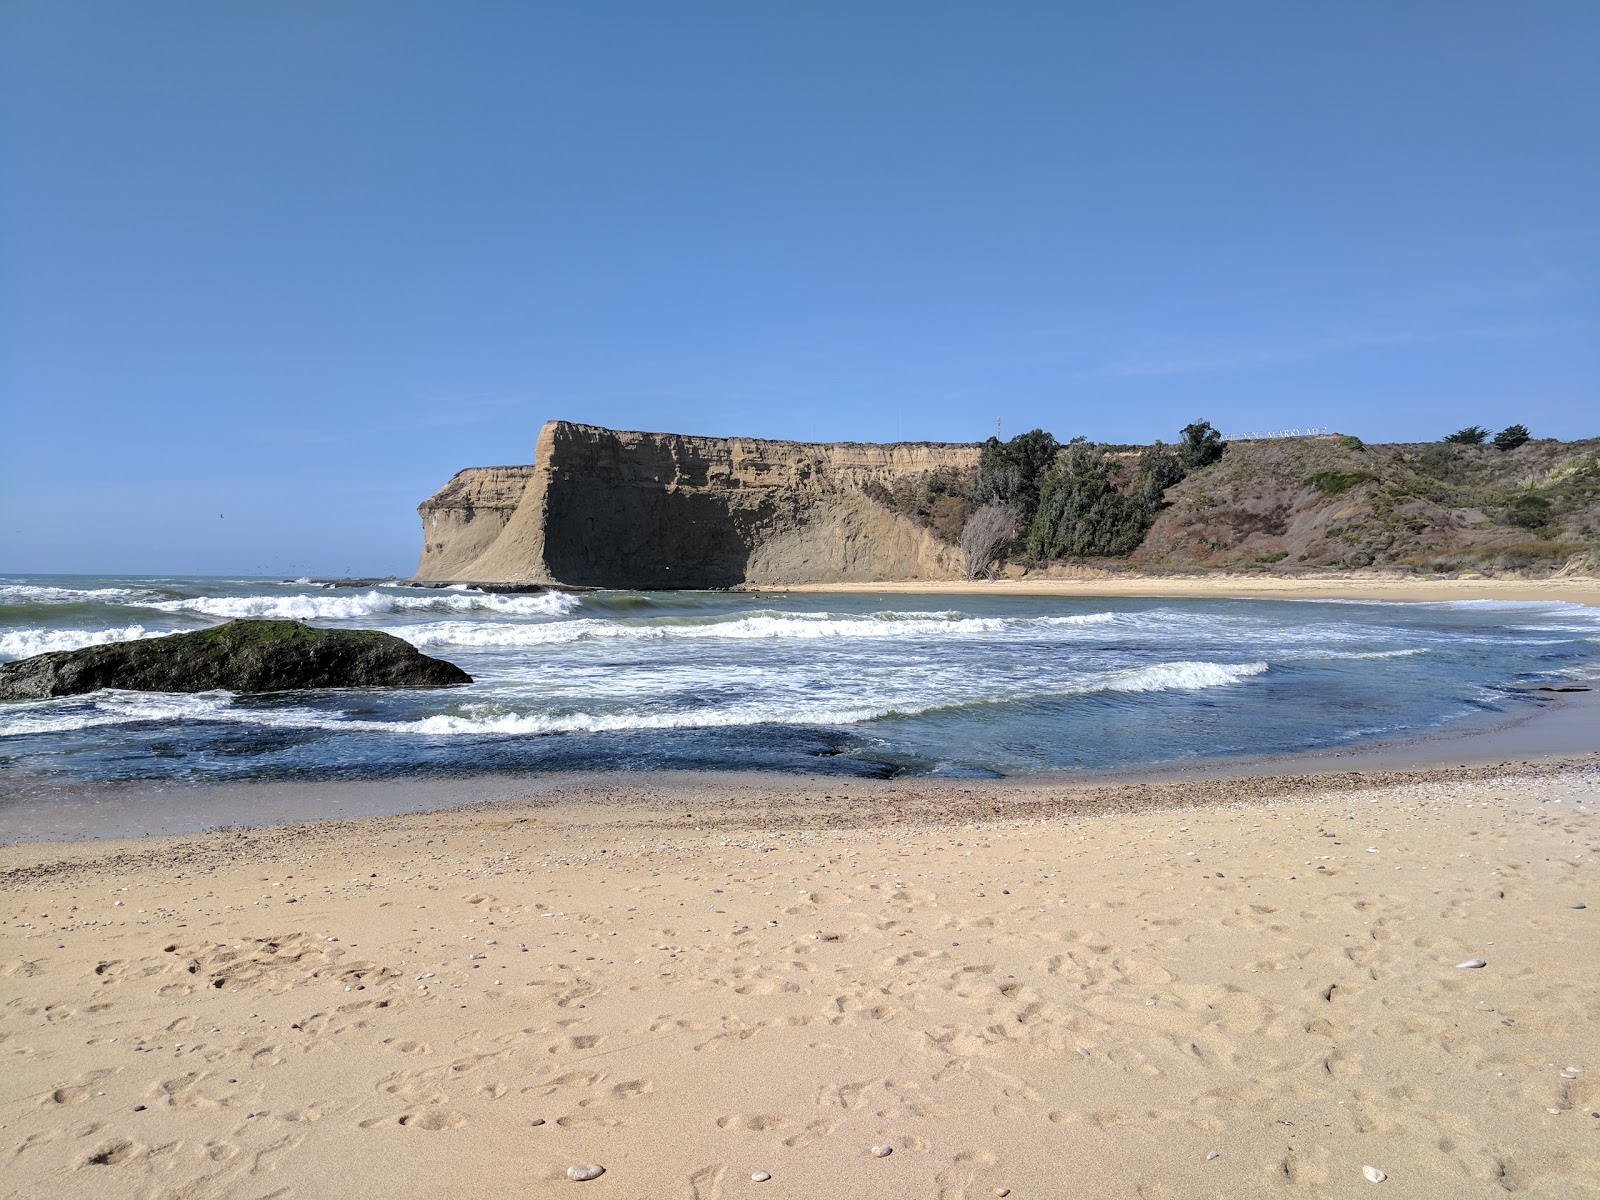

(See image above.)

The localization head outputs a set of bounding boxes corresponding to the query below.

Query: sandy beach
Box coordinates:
[3,752,1597,1199]
[758,572,1600,608]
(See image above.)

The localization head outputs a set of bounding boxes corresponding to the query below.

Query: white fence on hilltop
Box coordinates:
[1223,426,1330,441]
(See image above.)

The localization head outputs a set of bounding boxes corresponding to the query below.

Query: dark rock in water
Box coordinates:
[0,619,471,700]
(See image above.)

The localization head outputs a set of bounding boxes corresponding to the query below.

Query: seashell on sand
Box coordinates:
[870,1143,893,1158]
[566,1164,605,1181]
[751,1172,772,1182]
[1455,958,1487,969]
[1363,1165,1388,1182]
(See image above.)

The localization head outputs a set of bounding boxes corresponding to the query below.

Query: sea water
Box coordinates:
[1,575,1597,785]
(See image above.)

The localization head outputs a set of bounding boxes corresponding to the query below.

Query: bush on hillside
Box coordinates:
[1443,425,1489,445]
[1134,442,1186,512]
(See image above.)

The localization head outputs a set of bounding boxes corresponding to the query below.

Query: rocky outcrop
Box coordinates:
[415,421,981,587]
[0,620,471,700]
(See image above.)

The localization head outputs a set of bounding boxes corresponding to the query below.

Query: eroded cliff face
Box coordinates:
[415,421,980,586]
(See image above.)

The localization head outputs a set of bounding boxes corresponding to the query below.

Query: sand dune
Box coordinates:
[2,765,1597,1198]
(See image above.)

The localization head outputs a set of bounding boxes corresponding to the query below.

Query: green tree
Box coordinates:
[1493,424,1530,451]
[1134,441,1185,512]
[1027,441,1153,559]
[1178,420,1225,470]
[974,429,1060,529]
[1443,425,1489,445]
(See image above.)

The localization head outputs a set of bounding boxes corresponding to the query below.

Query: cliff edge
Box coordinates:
[416,421,980,587]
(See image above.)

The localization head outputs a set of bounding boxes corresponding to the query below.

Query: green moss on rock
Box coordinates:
[0,619,471,701]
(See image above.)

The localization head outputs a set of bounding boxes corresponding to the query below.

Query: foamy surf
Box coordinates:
[0,625,170,661]
[2,575,1593,782]
[388,609,1118,647]
[150,589,582,621]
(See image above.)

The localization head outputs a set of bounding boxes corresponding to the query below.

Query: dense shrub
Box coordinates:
[1134,442,1185,512]
[1443,425,1489,445]
[1304,469,1377,496]
[1336,434,1365,450]
[1504,493,1552,529]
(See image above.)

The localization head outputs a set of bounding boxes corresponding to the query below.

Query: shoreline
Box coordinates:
[4,686,1594,848]
[747,572,1600,606]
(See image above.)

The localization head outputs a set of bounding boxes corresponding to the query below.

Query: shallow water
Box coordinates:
[2,575,1597,785]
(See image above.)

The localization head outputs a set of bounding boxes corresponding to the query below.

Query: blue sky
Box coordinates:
[2,1,1595,575]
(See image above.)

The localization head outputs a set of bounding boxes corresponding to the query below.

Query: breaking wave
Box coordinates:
[388,609,1119,647]
[150,589,582,621]
[0,583,166,606]
[0,625,170,661]
[0,659,1268,739]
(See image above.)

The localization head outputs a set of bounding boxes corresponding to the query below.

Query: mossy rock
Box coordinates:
[0,619,471,700]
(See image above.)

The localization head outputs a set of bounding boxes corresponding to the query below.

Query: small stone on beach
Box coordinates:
[1363,1165,1388,1182]
[1206,1150,1219,1160]
[530,1118,545,1126]
[870,1143,893,1158]
[751,1171,771,1182]
[566,1164,605,1181]
[1571,902,1587,909]
[1456,958,1487,969]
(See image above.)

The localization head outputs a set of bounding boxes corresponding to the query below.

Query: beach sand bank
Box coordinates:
[754,574,1600,606]
[3,758,1597,1199]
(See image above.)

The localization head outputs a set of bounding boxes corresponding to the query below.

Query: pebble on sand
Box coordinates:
[751,1172,772,1182]
[566,1164,605,1181]
[1456,958,1487,969]
[1572,902,1587,909]
[870,1143,893,1158]
[1363,1165,1388,1182]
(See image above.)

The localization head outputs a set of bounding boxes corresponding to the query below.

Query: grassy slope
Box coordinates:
[1129,436,1600,573]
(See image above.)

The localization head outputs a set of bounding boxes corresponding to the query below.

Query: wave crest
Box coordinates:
[152,589,582,621]
[0,625,166,661]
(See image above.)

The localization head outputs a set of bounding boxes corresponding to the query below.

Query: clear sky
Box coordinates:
[2,2,1596,575]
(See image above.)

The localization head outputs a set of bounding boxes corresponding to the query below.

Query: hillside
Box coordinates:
[1134,435,1600,573]
[414,424,1599,586]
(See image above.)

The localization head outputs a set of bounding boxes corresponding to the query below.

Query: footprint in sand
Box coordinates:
[397,1110,467,1130]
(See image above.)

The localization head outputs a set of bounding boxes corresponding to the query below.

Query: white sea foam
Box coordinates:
[0,657,1268,740]
[1322,648,1430,660]
[389,609,1118,648]
[0,625,169,660]
[1096,660,1268,692]
[151,589,582,621]
[0,690,242,736]
[0,584,159,606]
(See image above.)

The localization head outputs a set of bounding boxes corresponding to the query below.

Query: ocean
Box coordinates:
[1,575,1597,787]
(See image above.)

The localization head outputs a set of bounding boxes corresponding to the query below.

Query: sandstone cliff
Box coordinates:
[415,421,980,587]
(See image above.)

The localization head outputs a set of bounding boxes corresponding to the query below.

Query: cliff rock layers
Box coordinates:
[415,421,980,587]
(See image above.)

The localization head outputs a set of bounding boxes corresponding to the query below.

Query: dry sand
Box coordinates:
[758,573,1600,607]
[3,761,1598,1199]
